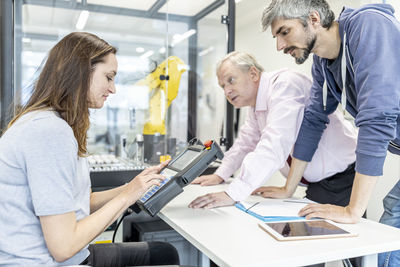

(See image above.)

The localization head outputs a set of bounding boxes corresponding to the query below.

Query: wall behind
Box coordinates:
[234,0,400,221]
[235,0,312,76]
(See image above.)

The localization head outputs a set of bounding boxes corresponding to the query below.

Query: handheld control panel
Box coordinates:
[134,139,224,216]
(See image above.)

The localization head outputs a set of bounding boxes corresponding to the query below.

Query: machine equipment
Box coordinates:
[136,56,187,163]
[133,139,224,216]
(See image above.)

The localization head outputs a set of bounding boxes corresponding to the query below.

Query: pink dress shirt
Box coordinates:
[215,69,357,202]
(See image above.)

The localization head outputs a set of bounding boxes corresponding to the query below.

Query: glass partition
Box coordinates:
[196,4,228,146]
[14,0,230,168]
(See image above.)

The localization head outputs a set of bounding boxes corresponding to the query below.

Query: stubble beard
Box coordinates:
[295,34,316,64]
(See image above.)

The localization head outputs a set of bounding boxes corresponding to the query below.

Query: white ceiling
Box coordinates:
[22,0,225,36]
[158,0,217,16]
[20,1,227,55]
[82,0,219,16]
[86,0,158,10]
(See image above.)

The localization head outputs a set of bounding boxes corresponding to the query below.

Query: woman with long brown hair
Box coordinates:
[0,32,179,266]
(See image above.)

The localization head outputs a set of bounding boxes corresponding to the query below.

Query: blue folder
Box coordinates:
[235,202,306,222]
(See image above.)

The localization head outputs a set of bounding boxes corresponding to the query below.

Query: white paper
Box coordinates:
[240,198,315,217]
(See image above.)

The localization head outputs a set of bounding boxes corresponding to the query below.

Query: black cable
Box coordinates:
[112,208,133,243]
[188,137,198,145]
[188,137,203,146]
[342,258,353,267]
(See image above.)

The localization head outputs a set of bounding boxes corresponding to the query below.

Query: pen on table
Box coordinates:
[283,199,311,204]
[245,202,260,212]
[264,216,305,220]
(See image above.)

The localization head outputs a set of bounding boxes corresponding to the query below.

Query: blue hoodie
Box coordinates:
[293,4,400,176]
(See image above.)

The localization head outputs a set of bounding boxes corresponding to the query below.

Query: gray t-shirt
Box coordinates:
[0,110,90,266]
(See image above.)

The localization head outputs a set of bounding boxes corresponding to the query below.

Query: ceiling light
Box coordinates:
[76,10,89,30]
[171,29,196,47]
[159,47,166,54]
[198,46,214,57]
[136,47,145,53]
[140,50,154,59]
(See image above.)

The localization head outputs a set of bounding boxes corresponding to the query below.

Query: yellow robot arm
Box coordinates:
[138,56,187,135]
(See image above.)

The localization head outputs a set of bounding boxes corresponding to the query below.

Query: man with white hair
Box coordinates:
[189,51,357,213]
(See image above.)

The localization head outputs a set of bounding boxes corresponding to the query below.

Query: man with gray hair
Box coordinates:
[262,0,335,65]
[189,51,357,217]
[262,1,400,266]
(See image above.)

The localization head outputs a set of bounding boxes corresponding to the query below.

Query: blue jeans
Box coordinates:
[379,180,400,267]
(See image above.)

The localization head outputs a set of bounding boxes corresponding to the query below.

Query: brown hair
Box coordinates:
[8,32,117,156]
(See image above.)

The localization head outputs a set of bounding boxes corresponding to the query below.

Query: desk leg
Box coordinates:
[201,252,210,267]
[362,254,377,267]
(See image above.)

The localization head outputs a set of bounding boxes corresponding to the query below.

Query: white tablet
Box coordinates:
[258,219,357,241]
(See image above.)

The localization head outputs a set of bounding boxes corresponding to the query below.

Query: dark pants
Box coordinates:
[304,163,362,267]
[81,241,179,267]
[305,163,356,207]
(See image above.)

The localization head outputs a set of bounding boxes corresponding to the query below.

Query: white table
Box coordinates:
[158,183,400,267]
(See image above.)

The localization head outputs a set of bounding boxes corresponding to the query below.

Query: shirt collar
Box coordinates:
[254,72,268,112]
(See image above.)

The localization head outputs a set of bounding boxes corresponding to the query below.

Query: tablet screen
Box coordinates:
[170,149,201,170]
[267,220,350,237]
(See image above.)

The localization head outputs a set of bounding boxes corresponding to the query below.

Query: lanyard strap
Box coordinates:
[322,32,352,113]
[322,69,328,111]
[341,32,348,113]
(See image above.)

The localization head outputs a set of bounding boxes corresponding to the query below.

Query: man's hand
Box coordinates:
[298,203,360,224]
[191,174,224,186]
[252,186,291,199]
[188,191,235,209]
[297,172,378,224]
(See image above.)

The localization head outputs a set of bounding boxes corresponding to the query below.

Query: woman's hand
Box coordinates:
[123,160,170,204]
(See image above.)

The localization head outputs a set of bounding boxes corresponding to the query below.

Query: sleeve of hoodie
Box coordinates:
[347,11,400,176]
[226,72,311,202]
[293,56,339,162]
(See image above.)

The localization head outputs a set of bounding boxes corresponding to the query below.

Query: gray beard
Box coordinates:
[295,36,316,65]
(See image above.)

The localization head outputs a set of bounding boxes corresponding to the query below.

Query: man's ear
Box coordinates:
[249,66,260,82]
[309,10,321,28]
